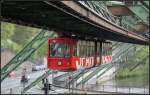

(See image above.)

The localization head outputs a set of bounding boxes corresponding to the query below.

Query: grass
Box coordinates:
[115,67,147,79]
[116,58,149,78]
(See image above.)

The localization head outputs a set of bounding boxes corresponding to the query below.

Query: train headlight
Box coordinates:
[76,60,78,65]
[57,61,62,65]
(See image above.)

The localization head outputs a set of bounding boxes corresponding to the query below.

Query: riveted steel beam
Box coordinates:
[55,1,148,43]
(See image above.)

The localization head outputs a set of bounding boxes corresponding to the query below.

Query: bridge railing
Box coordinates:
[50,82,148,94]
[84,84,149,94]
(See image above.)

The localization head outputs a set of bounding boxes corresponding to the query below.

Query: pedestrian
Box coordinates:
[44,78,49,94]
[9,88,13,94]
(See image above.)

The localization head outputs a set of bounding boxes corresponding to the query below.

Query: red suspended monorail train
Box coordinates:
[47,38,112,72]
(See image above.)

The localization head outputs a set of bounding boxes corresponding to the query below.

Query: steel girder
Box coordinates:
[1,30,56,82]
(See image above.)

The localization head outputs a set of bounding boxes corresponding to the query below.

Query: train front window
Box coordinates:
[50,42,70,58]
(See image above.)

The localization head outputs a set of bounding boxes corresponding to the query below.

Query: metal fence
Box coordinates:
[79,84,149,94]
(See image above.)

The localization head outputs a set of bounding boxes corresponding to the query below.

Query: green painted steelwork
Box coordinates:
[113,44,133,62]
[0,1,149,92]
[64,42,119,87]
[95,64,114,80]
[78,1,149,38]
[119,46,145,67]
[130,55,149,71]
[113,46,146,75]
[106,1,125,6]
[141,1,149,9]
[76,43,135,87]
[65,68,91,87]
[105,1,149,34]
[117,45,135,59]
[22,70,53,93]
[128,5,149,25]
[79,1,118,24]
[65,70,87,87]
[67,64,108,87]
[1,30,56,82]
[76,63,112,87]
[112,42,122,51]
[107,1,149,31]
[121,16,139,32]
[66,42,119,86]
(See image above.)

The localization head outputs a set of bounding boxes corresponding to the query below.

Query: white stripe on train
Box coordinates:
[76,56,112,69]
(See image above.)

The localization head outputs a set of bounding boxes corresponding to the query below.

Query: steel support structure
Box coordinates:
[22,70,53,93]
[1,30,56,82]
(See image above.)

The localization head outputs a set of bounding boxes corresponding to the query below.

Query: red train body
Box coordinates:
[47,38,112,72]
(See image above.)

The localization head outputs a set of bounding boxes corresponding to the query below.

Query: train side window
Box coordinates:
[108,43,109,54]
[106,43,108,55]
[73,45,77,57]
[97,43,100,56]
[105,43,107,55]
[79,41,82,57]
[108,43,110,55]
[91,45,94,56]
[102,43,104,55]
[89,42,92,56]
[83,45,86,57]
[86,42,88,57]
[80,44,84,57]
[103,50,105,56]
[79,45,82,57]
[80,45,83,56]
[109,43,112,55]
[81,41,86,57]
[102,43,105,56]
[99,42,101,57]
[89,46,92,56]
[82,45,84,57]
[87,42,90,57]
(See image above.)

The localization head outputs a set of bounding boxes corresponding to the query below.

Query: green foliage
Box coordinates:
[1,22,47,59]
[115,65,148,78]
[135,46,149,60]
[1,22,20,52]
[115,45,149,81]
[31,42,47,59]
[11,24,41,45]
[1,39,21,52]
[1,22,15,39]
